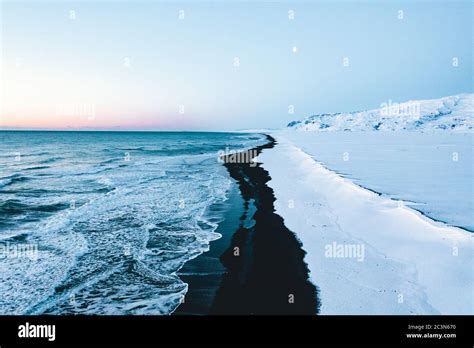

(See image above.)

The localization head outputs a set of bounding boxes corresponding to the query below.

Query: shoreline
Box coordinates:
[258,135,473,314]
[175,135,318,315]
[173,183,244,315]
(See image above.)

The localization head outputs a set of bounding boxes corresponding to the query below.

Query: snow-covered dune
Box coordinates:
[259,136,473,314]
[287,93,473,132]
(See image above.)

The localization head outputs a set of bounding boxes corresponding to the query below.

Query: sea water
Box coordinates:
[0,131,266,314]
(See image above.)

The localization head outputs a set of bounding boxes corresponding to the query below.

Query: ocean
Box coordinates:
[0,131,266,314]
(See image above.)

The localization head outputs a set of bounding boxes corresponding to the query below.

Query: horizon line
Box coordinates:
[0,128,274,133]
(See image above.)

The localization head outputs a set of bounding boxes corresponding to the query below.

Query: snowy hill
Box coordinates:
[287,93,473,132]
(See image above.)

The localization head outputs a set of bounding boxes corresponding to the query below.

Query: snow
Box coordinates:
[258,135,473,314]
[287,93,473,132]
[274,131,473,232]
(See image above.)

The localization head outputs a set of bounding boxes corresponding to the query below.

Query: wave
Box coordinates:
[0,174,30,188]
[23,166,51,171]
[0,199,69,216]
[0,131,262,314]
[37,157,64,164]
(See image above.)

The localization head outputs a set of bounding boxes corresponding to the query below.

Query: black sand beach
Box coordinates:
[173,184,244,315]
[175,135,318,315]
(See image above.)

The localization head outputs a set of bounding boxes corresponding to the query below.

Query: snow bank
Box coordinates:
[287,93,473,132]
[276,130,473,232]
[258,135,473,314]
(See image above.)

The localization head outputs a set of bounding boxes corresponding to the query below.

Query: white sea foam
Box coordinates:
[0,131,265,314]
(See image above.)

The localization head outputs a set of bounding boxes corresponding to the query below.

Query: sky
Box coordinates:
[0,0,472,131]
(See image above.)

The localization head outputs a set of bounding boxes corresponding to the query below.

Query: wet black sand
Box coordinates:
[174,135,318,315]
[173,184,244,315]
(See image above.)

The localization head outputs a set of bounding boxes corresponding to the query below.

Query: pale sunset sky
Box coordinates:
[0,0,472,130]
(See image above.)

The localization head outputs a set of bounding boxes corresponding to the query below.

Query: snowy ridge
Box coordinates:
[287,93,473,132]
